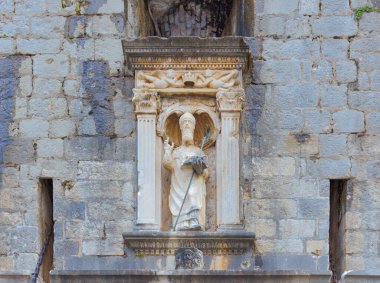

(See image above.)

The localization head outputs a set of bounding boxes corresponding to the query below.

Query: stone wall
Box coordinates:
[0,0,379,280]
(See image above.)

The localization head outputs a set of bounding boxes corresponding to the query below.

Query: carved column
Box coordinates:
[216,89,244,231]
[132,89,161,230]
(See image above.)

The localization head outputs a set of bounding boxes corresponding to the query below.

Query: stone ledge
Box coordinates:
[123,37,250,73]
[49,270,380,283]
[123,231,255,256]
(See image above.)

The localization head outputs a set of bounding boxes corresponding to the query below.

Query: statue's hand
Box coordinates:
[164,137,174,155]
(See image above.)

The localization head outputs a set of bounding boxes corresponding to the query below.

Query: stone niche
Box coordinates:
[125,0,254,38]
[123,37,255,270]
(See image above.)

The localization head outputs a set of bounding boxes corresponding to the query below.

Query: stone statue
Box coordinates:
[163,112,209,231]
[147,0,233,37]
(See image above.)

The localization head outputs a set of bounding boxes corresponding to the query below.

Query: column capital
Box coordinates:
[132,88,159,114]
[216,88,244,113]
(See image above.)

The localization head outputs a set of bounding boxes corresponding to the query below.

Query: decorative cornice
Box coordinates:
[123,231,255,256]
[123,37,250,73]
[216,88,245,112]
[132,89,159,114]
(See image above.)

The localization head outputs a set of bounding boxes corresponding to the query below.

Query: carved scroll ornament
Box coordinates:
[132,89,159,114]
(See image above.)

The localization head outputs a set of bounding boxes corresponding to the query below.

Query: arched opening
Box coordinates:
[125,0,254,38]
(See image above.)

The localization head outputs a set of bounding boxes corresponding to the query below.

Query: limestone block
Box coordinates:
[252,177,319,199]
[362,212,380,230]
[50,97,68,118]
[285,18,312,37]
[37,138,64,158]
[319,134,347,157]
[64,137,115,161]
[17,39,62,54]
[63,39,95,60]
[370,70,380,91]
[367,159,380,178]
[0,212,22,226]
[351,0,372,9]
[55,201,86,220]
[319,84,347,108]
[321,0,351,15]
[250,219,277,238]
[82,238,123,256]
[357,54,380,71]
[93,15,124,36]
[346,255,365,270]
[49,119,76,138]
[298,198,329,218]
[308,159,352,178]
[299,0,319,15]
[312,16,357,37]
[115,119,135,137]
[358,72,370,90]
[333,110,365,133]
[19,119,49,138]
[33,54,69,78]
[87,201,133,221]
[322,39,349,59]
[302,60,333,82]
[0,0,13,13]
[257,16,286,36]
[0,16,30,37]
[33,78,62,98]
[10,226,39,253]
[263,39,320,60]
[28,98,50,118]
[366,112,380,134]
[78,117,97,135]
[306,240,326,255]
[15,0,45,15]
[46,0,63,14]
[63,79,79,97]
[14,253,39,271]
[78,161,133,181]
[95,0,124,14]
[31,16,66,38]
[0,38,14,54]
[345,231,364,253]
[346,212,362,229]
[94,39,123,76]
[351,36,380,55]
[54,240,80,256]
[260,60,301,84]
[252,157,296,177]
[264,0,298,14]
[359,13,380,34]
[249,199,297,219]
[2,139,34,165]
[19,75,32,97]
[303,109,331,133]
[278,110,303,131]
[279,219,316,238]
[317,220,329,240]
[0,256,13,271]
[256,239,304,254]
[350,91,380,111]
[40,159,75,178]
[13,97,28,119]
[335,61,357,83]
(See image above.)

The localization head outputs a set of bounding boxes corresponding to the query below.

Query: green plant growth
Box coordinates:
[355,5,380,20]
[75,2,81,15]
[135,252,145,257]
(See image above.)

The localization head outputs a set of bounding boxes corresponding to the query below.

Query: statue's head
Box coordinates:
[179,112,196,145]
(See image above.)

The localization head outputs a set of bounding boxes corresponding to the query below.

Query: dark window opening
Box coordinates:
[329,179,347,283]
[39,178,54,283]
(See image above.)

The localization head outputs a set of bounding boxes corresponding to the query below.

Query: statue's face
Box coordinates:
[181,119,195,144]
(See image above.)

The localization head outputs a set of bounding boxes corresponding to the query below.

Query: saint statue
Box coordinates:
[163,112,209,231]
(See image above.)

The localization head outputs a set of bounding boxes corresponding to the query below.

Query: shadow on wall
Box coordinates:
[81,60,115,136]
[0,57,21,188]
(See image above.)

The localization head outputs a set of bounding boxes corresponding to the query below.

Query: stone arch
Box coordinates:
[157,103,219,150]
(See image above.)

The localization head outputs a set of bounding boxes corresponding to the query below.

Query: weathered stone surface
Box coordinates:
[299,0,319,15]
[33,55,69,78]
[335,61,357,83]
[19,119,49,138]
[312,16,357,37]
[319,135,347,157]
[333,110,365,133]
[279,220,316,238]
